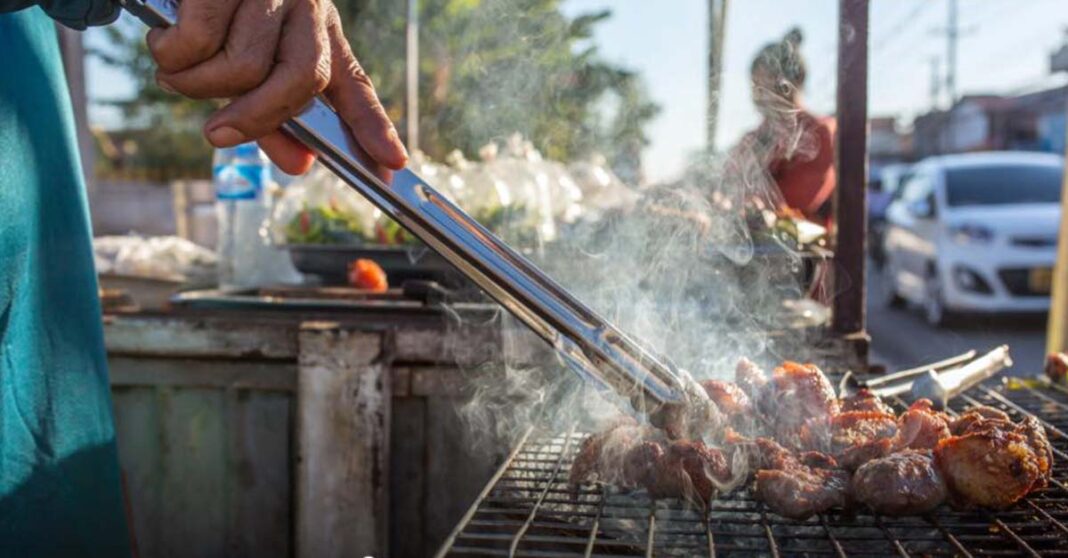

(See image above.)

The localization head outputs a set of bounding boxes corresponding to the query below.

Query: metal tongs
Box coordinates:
[120,0,695,413]
[839,346,1013,410]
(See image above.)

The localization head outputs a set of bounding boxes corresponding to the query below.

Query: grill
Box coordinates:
[998,269,1051,297]
[435,378,1068,557]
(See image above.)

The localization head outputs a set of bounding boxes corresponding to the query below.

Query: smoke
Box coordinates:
[430,3,842,499]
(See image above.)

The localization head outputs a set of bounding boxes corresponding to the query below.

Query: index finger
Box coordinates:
[147,0,242,73]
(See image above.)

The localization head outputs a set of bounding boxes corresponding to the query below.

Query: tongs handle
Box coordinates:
[120,0,687,407]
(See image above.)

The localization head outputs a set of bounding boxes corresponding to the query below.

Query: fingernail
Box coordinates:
[207,126,247,147]
[156,78,176,94]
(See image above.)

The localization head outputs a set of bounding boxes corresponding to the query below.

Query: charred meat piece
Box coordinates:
[623,441,664,489]
[701,379,756,432]
[802,411,898,470]
[763,362,841,448]
[949,406,1011,435]
[570,419,640,486]
[648,377,725,440]
[735,357,769,405]
[893,401,951,451]
[935,422,1046,509]
[755,463,850,520]
[840,387,894,415]
[754,437,796,470]
[1046,352,1068,383]
[649,440,732,505]
[1017,415,1053,488]
[852,450,947,516]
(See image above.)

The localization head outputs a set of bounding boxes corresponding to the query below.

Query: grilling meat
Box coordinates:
[891,400,951,451]
[735,357,769,406]
[1046,352,1068,383]
[573,364,1053,517]
[570,419,641,486]
[648,377,725,440]
[852,450,947,516]
[649,440,732,505]
[801,411,898,470]
[949,405,1010,435]
[935,418,1048,509]
[764,362,841,448]
[623,441,664,489]
[701,379,754,431]
[840,387,894,415]
[755,459,850,520]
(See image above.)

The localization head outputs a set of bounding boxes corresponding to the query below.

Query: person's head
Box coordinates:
[750,27,806,116]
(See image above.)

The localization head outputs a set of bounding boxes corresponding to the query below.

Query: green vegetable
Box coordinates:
[285,204,367,245]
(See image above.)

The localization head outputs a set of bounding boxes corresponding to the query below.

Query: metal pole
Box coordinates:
[832,0,870,354]
[405,0,419,152]
[706,0,728,152]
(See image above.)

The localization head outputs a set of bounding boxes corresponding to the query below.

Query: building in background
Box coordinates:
[911,87,1067,159]
[868,116,912,178]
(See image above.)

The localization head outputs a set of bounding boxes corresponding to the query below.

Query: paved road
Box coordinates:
[866,265,1049,375]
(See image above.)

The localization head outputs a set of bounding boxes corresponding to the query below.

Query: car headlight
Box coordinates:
[948,223,995,245]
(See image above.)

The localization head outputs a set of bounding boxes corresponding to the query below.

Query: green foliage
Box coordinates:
[90,22,217,179]
[92,0,659,179]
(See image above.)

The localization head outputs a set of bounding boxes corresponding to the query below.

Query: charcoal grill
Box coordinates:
[435,378,1068,557]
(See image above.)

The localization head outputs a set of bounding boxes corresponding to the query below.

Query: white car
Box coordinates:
[881,151,1064,326]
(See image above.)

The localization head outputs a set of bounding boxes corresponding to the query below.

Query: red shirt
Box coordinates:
[740,112,838,225]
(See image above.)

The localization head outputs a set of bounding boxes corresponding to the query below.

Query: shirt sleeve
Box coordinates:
[0,0,121,30]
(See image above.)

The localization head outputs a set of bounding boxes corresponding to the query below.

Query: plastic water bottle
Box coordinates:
[213,143,301,289]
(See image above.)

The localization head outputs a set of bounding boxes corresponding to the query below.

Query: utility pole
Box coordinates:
[944,0,961,104]
[405,0,419,152]
[945,0,958,105]
[929,57,941,110]
[706,0,728,152]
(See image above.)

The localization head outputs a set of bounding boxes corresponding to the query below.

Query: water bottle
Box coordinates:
[213,143,301,289]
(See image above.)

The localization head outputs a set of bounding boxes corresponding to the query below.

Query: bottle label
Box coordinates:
[214,164,266,200]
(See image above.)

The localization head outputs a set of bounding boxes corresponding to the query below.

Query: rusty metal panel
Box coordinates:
[104,316,298,359]
[112,380,291,558]
[109,356,296,391]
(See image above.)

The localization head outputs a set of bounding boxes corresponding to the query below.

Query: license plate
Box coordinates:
[1029,267,1053,294]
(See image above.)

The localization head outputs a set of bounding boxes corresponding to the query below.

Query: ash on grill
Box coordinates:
[436,371,1068,558]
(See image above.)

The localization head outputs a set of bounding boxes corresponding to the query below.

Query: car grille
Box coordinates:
[998,268,1050,297]
[1010,236,1058,249]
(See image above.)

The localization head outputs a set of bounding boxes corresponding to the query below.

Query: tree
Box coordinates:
[92,0,659,179]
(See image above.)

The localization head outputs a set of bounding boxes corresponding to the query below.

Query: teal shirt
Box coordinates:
[0,7,130,556]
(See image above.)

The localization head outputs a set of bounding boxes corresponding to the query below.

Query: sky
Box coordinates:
[84,0,1068,183]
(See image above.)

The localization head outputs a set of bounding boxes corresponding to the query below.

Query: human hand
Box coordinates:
[147,0,408,174]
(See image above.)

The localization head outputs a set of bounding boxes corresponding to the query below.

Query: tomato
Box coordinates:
[347,259,389,292]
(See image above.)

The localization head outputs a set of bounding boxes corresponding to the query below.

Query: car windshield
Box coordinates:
[945,164,1064,207]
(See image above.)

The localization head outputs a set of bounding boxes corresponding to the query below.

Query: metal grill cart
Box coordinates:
[104,288,551,558]
[435,378,1068,557]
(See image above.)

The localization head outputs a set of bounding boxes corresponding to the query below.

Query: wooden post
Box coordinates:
[55,26,95,193]
[832,0,870,363]
[1046,42,1068,356]
[296,323,391,558]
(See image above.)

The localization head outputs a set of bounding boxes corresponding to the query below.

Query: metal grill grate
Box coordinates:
[436,379,1068,557]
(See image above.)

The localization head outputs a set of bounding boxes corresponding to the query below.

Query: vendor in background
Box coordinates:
[734,28,837,228]
[0,0,405,555]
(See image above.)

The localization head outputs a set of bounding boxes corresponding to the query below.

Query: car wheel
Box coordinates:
[881,259,905,308]
[923,270,951,327]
